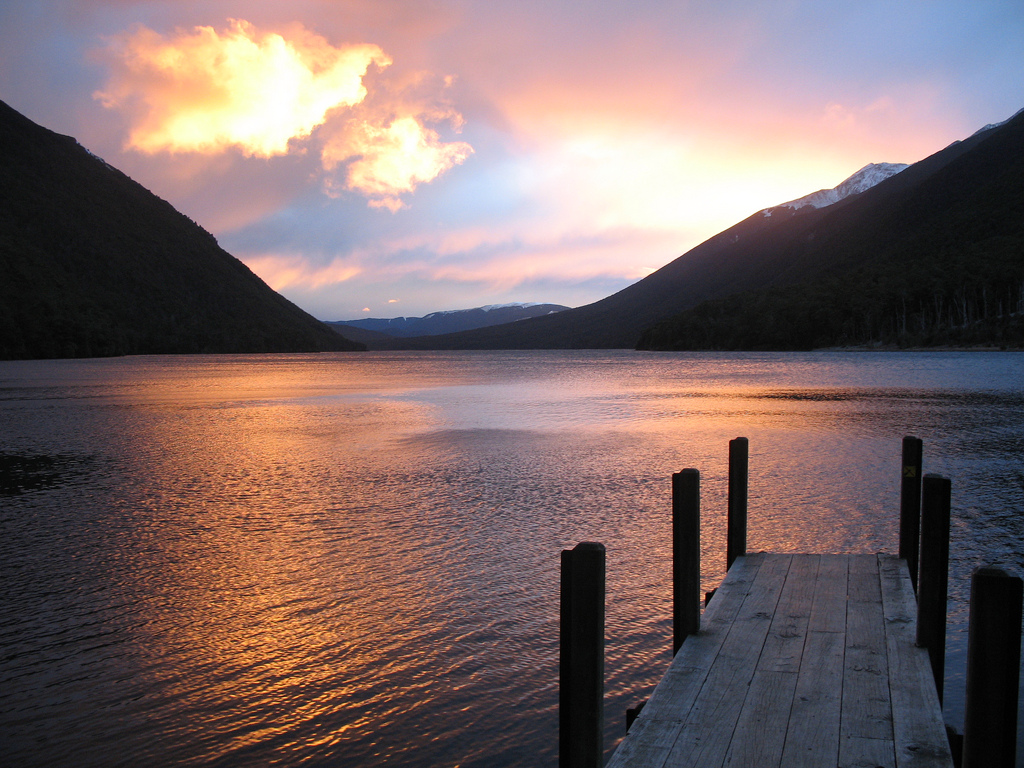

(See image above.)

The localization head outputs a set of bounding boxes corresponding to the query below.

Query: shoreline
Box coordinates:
[821,344,1023,352]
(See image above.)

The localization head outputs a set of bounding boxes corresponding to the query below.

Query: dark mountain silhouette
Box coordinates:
[639,109,1024,350]
[0,100,363,359]
[330,302,569,339]
[374,109,1024,350]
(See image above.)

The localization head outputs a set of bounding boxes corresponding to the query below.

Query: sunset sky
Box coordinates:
[1,1,1021,320]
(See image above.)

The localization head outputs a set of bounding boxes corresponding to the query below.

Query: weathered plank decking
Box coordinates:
[607,553,954,768]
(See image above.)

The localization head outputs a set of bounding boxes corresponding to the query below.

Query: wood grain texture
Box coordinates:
[607,554,953,768]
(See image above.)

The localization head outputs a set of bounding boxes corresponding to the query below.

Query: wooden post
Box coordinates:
[560,542,605,768]
[673,469,700,654]
[916,473,951,704]
[899,435,924,593]
[962,567,1023,768]
[625,700,646,732]
[727,437,748,570]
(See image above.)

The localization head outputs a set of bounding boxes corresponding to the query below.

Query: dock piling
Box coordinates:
[916,473,951,704]
[625,701,646,732]
[727,437,748,570]
[560,541,605,768]
[899,435,924,593]
[673,469,700,654]
[962,566,1023,768]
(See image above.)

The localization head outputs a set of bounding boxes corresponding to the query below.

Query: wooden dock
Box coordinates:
[561,439,1022,768]
[607,553,954,768]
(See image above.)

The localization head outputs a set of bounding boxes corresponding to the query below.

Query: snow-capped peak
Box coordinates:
[773,162,909,211]
[420,302,540,319]
[481,302,541,312]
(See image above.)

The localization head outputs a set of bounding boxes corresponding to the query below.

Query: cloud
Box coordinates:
[242,253,361,291]
[94,19,390,156]
[93,18,472,208]
[322,116,473,211]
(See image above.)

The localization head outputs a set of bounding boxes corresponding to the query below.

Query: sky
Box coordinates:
[1,1,1022,321]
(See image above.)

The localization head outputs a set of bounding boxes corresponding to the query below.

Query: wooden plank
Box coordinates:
[608,553,954,768]
[725,555,819,767]
[608,555,766,768]
[641,554,765,717]
[839,735,896,768]
[757,555,819,673]
[780,629,846,767]
[841,555,894,751]
[665,554,793,766]
[778,555,848,767]
[724,669,798,767]
[605,715,678,768]
[878,556,955,768]
[809,554,851,633]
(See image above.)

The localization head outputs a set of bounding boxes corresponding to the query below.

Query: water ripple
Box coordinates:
[1,351,1022,766]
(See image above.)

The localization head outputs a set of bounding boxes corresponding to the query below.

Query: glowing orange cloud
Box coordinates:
[95,19,390,156]
[322,116,473,211]
[94,19,473,209]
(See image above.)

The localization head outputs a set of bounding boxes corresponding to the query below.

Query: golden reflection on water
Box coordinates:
[122,408,345,760]
[109,358,461,762]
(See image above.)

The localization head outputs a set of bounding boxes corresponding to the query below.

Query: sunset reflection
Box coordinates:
[114,361,459,761]
[4,351,1023,766]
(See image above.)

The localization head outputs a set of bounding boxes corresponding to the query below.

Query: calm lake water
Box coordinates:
[2,350,1023,767]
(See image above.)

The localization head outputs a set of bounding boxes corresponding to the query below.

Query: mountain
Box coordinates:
[639,111,1024,350]
[374,109,1023,351]
[0,100,363,359]
[330,302,569,339]
[774,162,908,210]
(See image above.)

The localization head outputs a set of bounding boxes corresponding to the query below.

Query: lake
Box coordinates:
[2,350,1023,766]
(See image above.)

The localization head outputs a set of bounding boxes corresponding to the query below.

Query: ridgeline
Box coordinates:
[0,101,362,360]
[373,109,1024,351]
[638,110,1024,350]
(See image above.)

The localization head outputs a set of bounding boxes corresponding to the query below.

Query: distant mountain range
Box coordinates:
[328,303,569,343]
[374,108,1024,350]
[0,100,362,359]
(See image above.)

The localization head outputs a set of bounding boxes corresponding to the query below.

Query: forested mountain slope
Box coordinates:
[0,101,362,359]
[376,110,1021,350]
[639,110,1024,350]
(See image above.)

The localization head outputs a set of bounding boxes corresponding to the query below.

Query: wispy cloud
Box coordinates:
[242,252,362,291]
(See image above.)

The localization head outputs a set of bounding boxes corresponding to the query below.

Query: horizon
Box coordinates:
[2,1,1021,320]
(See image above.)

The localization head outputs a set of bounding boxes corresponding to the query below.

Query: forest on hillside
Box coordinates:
[0,100,361,359]
[638,111,1024,351]
[637,236,1024,350]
